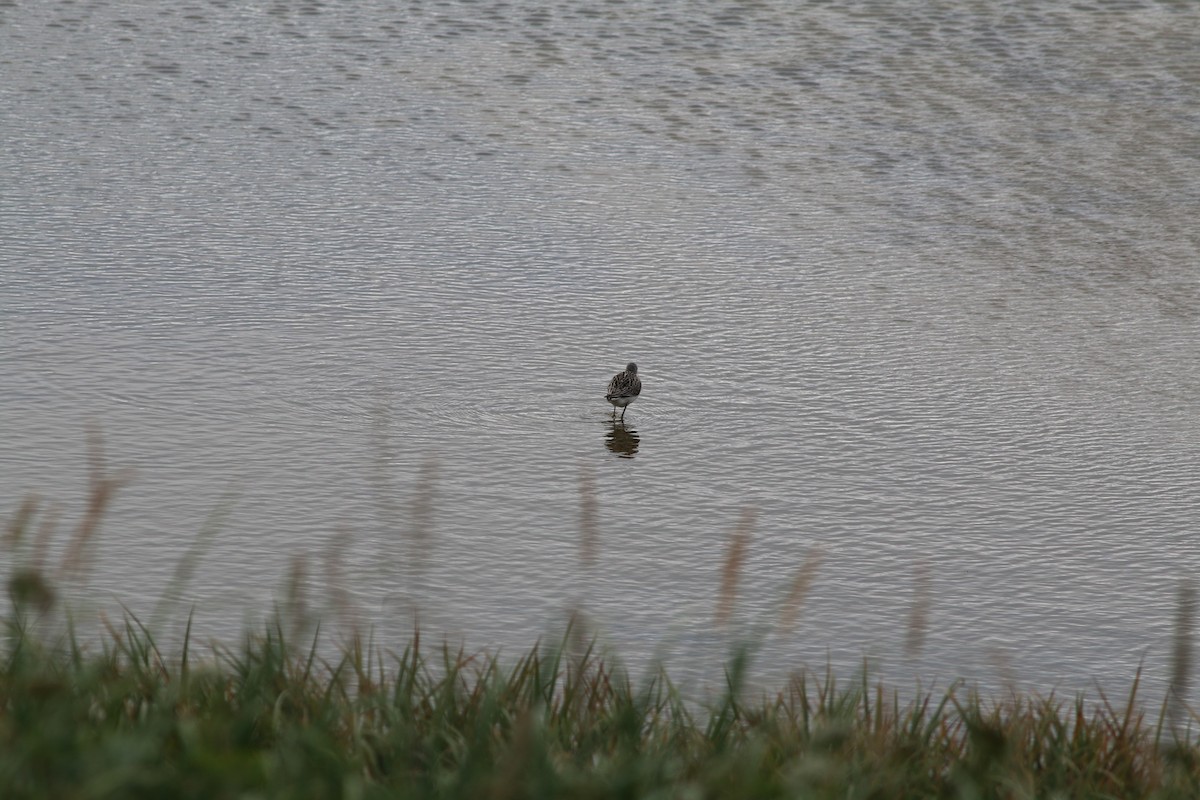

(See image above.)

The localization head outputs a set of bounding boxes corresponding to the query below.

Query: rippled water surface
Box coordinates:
[3,0,1200,700]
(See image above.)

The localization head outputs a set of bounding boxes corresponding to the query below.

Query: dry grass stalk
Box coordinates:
[369,400,401,539]
[5,499,61,613]
[150,493,235,634]
[578,467,598,571]
[905,559,932,658]
[324,526,359,638]
[410,456,438,574]
[715,508,754,627]
[60,426,131,581]
[778,545,824,634]
[4,495,39,551]
[1168,578,1195,740]
[987,645,1018,702]
[565,605,592,694]
[283,553,311,645]
[32,501,61,574]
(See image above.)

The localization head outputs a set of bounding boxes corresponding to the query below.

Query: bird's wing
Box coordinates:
[606,373,641,398]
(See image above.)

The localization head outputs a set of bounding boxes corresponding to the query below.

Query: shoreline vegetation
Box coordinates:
[4,609,1200,798]
[5,437,1200,797]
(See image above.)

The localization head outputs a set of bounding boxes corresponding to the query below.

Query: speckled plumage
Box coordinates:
[605,362,641,420]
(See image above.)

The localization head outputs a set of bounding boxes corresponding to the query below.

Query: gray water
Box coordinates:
[3,0,1200,702]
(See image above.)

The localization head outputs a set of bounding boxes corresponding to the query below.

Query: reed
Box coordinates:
[715,508,754,627]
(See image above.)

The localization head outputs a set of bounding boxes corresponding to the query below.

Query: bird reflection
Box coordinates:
[605,421,640,458]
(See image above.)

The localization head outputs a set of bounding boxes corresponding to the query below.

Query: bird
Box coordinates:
[605,362,641,420]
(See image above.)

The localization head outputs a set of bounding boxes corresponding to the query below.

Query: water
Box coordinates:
[3,0,1199,702]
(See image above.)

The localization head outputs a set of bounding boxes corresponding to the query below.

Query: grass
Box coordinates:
[2,608,1200,799]
[5,437,1200,797]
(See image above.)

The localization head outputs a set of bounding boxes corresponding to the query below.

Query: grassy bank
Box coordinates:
[2,609,1199,799]
[5,444,1200,798]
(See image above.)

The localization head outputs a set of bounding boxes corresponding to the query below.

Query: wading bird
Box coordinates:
[605,362,641,421]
